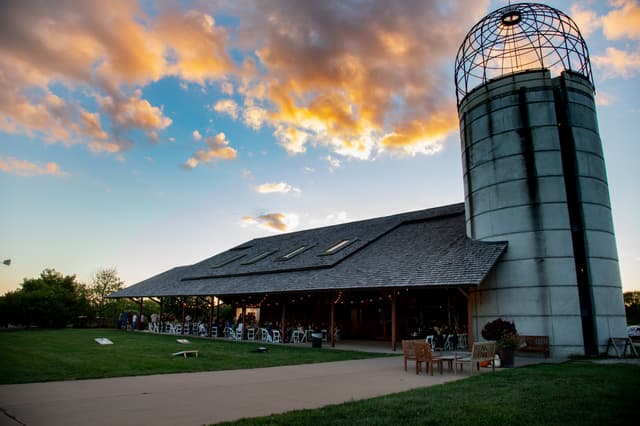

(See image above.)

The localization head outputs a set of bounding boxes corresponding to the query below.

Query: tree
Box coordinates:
[1,269,90,328]
[87,268,124,328]
[624,291,640,325]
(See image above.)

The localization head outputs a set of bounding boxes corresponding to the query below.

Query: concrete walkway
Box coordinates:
[0,356,470,426]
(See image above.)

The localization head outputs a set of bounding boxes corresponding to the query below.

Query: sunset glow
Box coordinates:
[1,0,639,293]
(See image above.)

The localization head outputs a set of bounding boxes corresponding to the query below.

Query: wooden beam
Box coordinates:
[447,290,452,328]
[208,296,214,337]
[467,290,474,348]
[181,298,186,335]
[281,302,286,340]
[138,298,143,331]
[391,291,397,352]
[330,302,336,348]
[159,298,164,333]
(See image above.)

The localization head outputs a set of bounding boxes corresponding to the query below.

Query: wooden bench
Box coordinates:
[518,335,550,358]
[172,350,199,358]
[454,341,496,374]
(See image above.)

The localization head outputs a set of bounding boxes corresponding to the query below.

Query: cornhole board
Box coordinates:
[172,350,198,358]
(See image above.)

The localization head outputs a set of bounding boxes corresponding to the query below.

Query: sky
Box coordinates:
[1,0,639,294]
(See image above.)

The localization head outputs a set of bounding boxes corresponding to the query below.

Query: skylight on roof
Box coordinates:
[241,250,278,265]
[277,245,314,261]
[211,253,245,269]
[320,239,357,256]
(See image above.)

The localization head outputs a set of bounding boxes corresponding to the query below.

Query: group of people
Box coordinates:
[118,311,335,343]
[118,311,146,331]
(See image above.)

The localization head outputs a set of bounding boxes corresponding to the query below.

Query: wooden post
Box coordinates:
[391,291,397,352]
[181,299,186,335]
[447,291,452,328]
[458,287,473,348]
[138,298,143,331]
[281,302,286,341]
[242,303,247,340]
[208,296,214,337]
[467,290,474,348]
[330,302,336,348]
[159,298,164,333]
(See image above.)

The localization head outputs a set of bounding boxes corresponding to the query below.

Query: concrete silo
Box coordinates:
[454,3,626,356]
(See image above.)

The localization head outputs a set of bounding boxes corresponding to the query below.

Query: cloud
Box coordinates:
[88,139,133,154]
[99,91,172,132]
[0,1,233,157]
[255,182,301,194]
[595,90,616,106]
[184,132,237,169]
[193,130,202,141]
[229,0,489,159]
[242,212,299,232]
[243,106,268,130]
[155,9,235,85]
[570,4,601,38]
[592,47,640,79]
[1,0,495,162]
[213,99,239,119]
[220,81,234,95]
[325,155,341,172]
[0,156,68,177]
[601,0,640,41]
[575,1,640,81]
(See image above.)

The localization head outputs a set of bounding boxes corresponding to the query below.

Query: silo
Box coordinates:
[454,3,626,357]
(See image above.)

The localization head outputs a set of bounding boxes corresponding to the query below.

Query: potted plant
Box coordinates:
[481,318,519,367]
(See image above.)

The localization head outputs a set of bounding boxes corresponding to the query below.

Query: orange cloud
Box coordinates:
[601,0,640,40]
[100,91,172,132]
[592,47,640,79]
[255,182,301,194]
[156,10,234,85]
[0,0,233,158]
[242,212,299,232]
[0,156,68,177]
[184,132,237,169]
[1,0,492,163]
[379,112,455,156]
[214,99,239,119]
[570,4,602,38]
[232,1,489,159]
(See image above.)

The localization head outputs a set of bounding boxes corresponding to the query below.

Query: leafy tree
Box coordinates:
[1,269,90,328]
[87,268,124,327]
[624,291,640,325]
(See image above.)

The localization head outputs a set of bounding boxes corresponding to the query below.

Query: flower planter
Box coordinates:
[498,348,515,368]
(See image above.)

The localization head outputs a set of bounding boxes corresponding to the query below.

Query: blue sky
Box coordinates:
[1,0,639,294]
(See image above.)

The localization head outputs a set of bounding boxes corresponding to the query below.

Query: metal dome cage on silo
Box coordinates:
[454,2,593,105]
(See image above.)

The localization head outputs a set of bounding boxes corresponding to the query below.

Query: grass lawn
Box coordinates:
[220,361,640,426]
[0,328,390,384]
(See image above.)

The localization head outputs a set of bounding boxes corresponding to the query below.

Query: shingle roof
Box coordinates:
[110,203,507,298]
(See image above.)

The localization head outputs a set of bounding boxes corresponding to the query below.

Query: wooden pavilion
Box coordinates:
[109,203,507,350]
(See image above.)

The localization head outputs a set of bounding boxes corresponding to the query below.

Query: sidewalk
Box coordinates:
[0,357,467,426]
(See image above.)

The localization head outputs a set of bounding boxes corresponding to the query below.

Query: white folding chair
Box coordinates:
[426,335,435,351]
[444,335,453,350]
[457,333,468,349]
[234,329,243,341]
[246,328,255,340]
[272,330,282,343]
